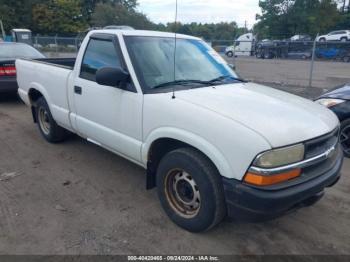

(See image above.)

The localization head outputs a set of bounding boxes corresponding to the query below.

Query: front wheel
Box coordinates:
[226,51,233,57]
[156,148,226,232]
[36,97,69,143]
[340,119,350,158]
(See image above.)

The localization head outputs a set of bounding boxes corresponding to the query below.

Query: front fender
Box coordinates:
[141,127,233,179]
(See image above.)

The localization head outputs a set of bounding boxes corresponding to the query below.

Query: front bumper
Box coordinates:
[223,146,343,221]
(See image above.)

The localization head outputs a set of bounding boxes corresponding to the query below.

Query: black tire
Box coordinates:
[226,51,233,57]
[35,97,68,143]
[319,38,326,42]
[156,148,226,232]
[340,37,348,42]
[343,56,350,63]
[264,52,271,59]
[340,119,350,158]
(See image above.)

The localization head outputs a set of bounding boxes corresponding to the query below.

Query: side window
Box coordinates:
[80,38,121,82]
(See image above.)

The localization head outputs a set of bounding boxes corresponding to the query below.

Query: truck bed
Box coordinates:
[32,57,76,69]
[16,58,75,131]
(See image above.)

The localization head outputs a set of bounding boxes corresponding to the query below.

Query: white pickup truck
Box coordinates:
[17,29,343,232]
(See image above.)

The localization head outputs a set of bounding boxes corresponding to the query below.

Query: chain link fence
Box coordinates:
[211,39,350,62]
[211,39,350,90]
[33,36,81,57]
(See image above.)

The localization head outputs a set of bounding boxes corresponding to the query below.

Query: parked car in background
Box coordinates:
[317,30,350,42]
[287,50,312,59]
[0,42,45,94]
[16,29,343,232]
[316,83,350,157]
[316,47,342,59]
[290,34,312,41]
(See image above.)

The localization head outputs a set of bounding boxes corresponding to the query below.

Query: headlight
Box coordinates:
[253,144,305,168]
[316,98,345,108]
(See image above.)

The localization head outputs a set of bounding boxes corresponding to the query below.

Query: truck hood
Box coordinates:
[176,83,339,148]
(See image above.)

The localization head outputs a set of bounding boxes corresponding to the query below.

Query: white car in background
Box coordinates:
[317,30,350,42]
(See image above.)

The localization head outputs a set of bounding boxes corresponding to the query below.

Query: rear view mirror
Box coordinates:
[96,67,129,87]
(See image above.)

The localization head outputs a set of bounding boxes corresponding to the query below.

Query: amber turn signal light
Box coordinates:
[244,168,301,186]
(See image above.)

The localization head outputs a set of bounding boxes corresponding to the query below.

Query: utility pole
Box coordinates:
[309,34,319,88]
[0,20,6,39]
[244,21,247,33]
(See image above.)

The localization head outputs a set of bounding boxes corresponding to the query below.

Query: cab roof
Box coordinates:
[89,29,201,40]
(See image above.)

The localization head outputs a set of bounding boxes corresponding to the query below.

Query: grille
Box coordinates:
[304,127,339,159]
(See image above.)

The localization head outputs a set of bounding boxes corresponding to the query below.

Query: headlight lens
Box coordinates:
[316,98,345,108]
[253,144,305,168]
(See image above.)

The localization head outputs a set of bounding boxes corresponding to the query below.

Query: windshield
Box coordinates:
[125,36,239,93]
[0,44,45,60]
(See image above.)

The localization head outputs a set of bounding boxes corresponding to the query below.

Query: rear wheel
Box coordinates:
[340,119,350,158]
[36,97,68,143]
[156,148,226,232]
[340,37,348,42]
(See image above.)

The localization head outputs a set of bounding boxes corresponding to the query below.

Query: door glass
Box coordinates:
[80,38,121,82]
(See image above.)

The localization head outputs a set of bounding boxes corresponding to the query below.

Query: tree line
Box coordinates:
[0,0,246,40]
[0,0,349,40]
[255,0,350,39]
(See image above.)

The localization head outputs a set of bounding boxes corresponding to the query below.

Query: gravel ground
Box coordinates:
[0,90,349,255]
[225,56,350,89]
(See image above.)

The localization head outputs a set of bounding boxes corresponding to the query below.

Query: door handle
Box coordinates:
[74,86,82,95]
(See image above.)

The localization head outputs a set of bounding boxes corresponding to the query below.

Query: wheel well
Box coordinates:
[28,89,43,104]
[146,138,216,190]
[28,89,44,122]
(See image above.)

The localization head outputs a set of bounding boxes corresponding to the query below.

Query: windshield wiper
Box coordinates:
[152,76,247,90]
[209,75,247,83]
[152,79,213,89]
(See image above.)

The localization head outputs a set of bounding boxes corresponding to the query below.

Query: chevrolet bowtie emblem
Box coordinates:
[325,145,336,158]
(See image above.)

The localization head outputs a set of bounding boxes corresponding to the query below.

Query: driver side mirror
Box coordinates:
[96,67,129,88]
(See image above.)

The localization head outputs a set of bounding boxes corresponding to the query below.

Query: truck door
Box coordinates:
[72,33,143,163]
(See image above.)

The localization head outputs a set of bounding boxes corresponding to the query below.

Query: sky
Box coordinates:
[137,0,261,29]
